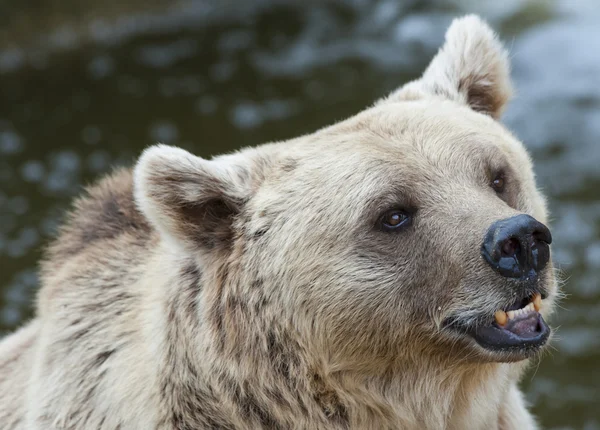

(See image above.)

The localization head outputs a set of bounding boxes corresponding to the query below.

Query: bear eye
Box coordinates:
[378,209,412,232]
[491,172,506,193]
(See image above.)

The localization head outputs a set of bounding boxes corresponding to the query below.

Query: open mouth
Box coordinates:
[469,293,550,353]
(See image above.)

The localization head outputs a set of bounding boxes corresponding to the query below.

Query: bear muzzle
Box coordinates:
[481,214,552,280]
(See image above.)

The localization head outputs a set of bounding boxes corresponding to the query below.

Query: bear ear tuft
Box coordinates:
[134,144,250,251]
[381,15,513,119]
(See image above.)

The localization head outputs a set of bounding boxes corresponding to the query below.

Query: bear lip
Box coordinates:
[470,312,550,352]
[469,293,550,353]
[444,292,551,358]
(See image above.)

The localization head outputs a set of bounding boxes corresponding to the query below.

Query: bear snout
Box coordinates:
[481,214,552,280]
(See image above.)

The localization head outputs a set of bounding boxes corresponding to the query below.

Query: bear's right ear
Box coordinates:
[134,144,250,251]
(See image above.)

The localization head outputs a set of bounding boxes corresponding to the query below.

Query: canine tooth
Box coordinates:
[494,310,508,326]
[533,294,542,312]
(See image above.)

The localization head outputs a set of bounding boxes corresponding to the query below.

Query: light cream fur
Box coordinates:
[382,15,513,119]
[0,15,556,429]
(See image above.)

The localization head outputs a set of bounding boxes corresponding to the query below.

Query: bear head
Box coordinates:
[134,15,558,368]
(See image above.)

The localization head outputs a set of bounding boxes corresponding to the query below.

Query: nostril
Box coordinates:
[500,238,520,258]
[482,214,552,279]
[531,231,551,272]
[533,230,552,245]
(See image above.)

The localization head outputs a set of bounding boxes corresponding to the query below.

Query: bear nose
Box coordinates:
[481,214,552,279]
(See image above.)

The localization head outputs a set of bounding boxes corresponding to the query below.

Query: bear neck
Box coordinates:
[145,251,515,429]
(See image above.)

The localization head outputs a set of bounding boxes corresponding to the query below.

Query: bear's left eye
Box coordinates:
[378,209,412,232]
[491,172,506,193]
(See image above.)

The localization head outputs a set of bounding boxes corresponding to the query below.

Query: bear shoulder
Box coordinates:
[42,168,154,273]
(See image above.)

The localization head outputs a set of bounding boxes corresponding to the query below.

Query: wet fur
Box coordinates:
[0,16,555,429]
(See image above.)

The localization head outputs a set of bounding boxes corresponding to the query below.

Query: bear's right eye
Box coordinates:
[378,209,412,232]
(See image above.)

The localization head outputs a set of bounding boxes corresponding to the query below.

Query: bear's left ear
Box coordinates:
[380,15,512,119]
[134,144,253,251]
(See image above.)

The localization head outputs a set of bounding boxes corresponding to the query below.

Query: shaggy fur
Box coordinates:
[0,15,557,429]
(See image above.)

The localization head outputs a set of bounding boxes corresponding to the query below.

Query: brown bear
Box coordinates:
[0,15,558,430]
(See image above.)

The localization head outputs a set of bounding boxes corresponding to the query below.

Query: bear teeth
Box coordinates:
[493,294,541,327]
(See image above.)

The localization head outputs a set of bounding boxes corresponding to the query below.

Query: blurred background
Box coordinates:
[0,0,598,427]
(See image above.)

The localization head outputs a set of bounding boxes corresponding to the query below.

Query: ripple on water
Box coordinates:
[0,129,24,155]
[557,327,600,356]
[1,269,39,328]
[0,48,25,73]
[159,76,204,97]
[81,125,103,145]
[8,196,28,215]
[507,20,600,196]
[136,39,198,69]
[585,243,600,269]
[44,151,82,195]
[217,30,255,53]
[195,96,218,115]
[87,150,112,173]
[88,55,116,80]
[230,99,299,129]
[6,227,39,258]
[117,74,147,97]
[149,121,179,144]
[21,160,46,183]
